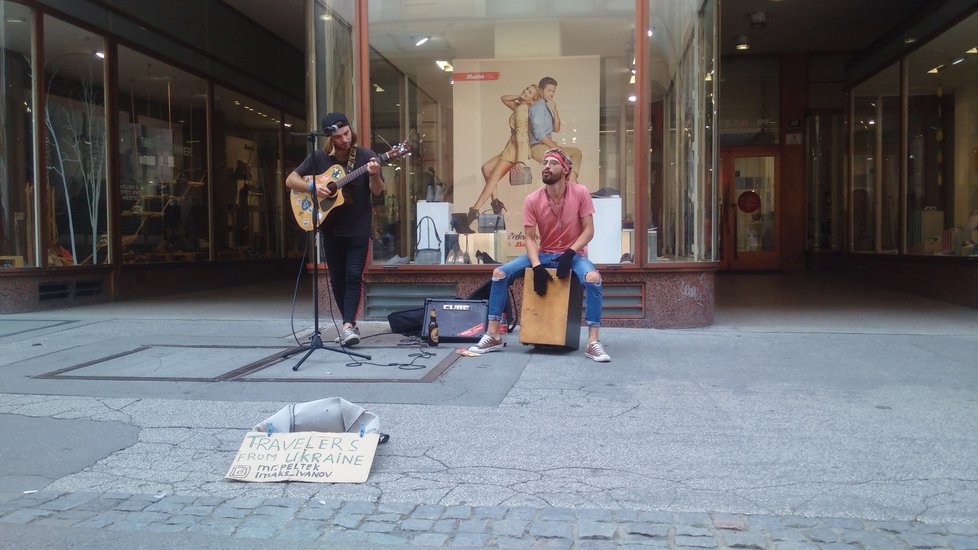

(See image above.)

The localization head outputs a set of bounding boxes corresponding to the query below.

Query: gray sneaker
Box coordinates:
[585,341,611,362]
[467,334,504,354]
[340,326,361,346]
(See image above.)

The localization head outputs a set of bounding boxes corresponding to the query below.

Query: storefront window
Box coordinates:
[365,0,636,266]
[117,47,208,263]
[851,64,899,253]
[314,1,355,124]
[0,1,36,269]
[806,112,846,251]
[283,112,308,257]
[906,10,978,257]
[369,51,411,263]
[212,86,282,259]
[43,16,107,266]
[649,0,717,262]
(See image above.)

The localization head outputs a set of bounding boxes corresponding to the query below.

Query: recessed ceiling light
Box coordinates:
[967,47,977,54]
[435,60,453,72]
[415,36,430,47]
[735,34,750,51]
[5,17,26,23]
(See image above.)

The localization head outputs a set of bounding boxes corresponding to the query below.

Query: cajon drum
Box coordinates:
[519,268,583,349]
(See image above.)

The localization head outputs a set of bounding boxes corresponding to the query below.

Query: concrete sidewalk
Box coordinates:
[1,272,977,548]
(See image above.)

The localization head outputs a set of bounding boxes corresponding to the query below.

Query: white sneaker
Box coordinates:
[585,341,611,362]
[340,326,361,346]
[467,334,504,354]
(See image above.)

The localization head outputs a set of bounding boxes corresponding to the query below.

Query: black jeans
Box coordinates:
[321,233,370,325]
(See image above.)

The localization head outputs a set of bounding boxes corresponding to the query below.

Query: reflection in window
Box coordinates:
[906,9,978,257]
[0,1,36,268]
[283,113,309,257]
[365,1,637,266]
[43,16,108,266]
[117,47,208,262]
[851,65,899,253]
[650,0,717,262]
[213,86,282,259]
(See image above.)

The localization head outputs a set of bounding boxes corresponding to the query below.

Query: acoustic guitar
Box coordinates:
[290,141,410,230]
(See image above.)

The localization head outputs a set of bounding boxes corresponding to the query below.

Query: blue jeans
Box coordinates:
[488,252,602,327]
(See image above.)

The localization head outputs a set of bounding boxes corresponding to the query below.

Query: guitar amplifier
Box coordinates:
[421,299,488,343]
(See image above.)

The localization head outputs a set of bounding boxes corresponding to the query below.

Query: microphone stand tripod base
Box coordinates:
[280,331,371,371]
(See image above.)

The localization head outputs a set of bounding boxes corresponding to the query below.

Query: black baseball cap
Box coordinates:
[321,112,349,135]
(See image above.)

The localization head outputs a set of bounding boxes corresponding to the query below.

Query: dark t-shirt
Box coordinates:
[294,146,377,238]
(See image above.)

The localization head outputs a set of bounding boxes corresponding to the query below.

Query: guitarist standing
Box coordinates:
[285,112,384,346]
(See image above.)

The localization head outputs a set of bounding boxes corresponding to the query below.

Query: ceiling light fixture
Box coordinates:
[435,60,453,72]
[967,47,977,54]
[928,64,943,74]
[904,36,918,45]
[628,94,637,102]
[95,50,105,59]
[951,57,965,65]
[415,35,430,47]
[735,34,751,51]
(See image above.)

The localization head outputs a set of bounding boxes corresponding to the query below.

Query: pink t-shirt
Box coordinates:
[523,182,596,255]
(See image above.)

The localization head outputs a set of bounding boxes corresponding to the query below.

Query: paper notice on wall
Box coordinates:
[225,432,379,483]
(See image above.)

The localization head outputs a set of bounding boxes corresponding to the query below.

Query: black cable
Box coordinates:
[288,239,309,347]
[290,235,438,371]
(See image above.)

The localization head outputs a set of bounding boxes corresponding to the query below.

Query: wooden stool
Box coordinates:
[519,267,583,349]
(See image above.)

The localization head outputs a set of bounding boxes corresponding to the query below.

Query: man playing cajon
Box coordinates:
[467,148,611,363]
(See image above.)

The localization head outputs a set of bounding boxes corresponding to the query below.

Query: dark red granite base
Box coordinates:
[321,268,715,329]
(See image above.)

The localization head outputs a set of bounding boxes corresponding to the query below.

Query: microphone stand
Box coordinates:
[281,130,371,371]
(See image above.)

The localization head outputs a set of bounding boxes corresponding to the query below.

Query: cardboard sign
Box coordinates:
[225,432,379,483]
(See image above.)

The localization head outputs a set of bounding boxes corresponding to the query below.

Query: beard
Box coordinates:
[541,170,562,185]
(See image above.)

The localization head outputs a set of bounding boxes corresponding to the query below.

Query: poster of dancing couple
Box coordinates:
[451,55,600,259]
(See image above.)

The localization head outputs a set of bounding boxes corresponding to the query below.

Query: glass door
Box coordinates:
[721,149,781,270]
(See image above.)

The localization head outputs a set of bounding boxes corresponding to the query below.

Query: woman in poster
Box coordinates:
[463,84,539,229]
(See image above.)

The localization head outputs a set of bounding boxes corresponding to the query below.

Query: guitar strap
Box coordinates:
[340,147,357,206]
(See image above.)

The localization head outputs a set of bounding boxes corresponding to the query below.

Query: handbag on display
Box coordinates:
[479,213,505,233]
[509,163,532,185]
[414,215,442,264]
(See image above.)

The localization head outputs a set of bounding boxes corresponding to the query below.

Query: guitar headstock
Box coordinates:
[382,141,412,163]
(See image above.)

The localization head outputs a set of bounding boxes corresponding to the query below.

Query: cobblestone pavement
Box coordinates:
[3,490,978,548]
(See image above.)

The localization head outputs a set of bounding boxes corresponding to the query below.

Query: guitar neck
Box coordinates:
[334,150,392,190]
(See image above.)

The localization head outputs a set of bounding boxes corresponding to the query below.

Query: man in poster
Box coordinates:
[529,77,583,182]
[466,149,611,363]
